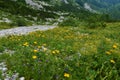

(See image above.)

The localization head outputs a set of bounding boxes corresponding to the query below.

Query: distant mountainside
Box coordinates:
[0,0,96,26]
[0,0,119,27]
[76,0,120,20]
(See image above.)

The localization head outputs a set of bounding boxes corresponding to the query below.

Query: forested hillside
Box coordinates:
[76,0,120,20]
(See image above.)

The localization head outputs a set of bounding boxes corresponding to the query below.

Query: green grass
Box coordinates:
[0,23,120,79]
[0,22,15,30]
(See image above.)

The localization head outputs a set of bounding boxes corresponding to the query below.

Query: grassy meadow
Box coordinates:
[0,22,120,80]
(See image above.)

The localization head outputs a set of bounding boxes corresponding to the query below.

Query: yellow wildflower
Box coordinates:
[106,51,111,55]
[52,50,60,54]
[23,42,29,47]
[64,73,70,78]
[110,59,115,64]
[34,41,37,45]
[113,44,117,49]
[38,46,41,49]
[55,50,60,54]
[52,51,56,54]
[33,49,38,53]
[32,55,37,59]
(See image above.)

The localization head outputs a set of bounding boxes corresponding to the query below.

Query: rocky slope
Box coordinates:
[0,0,96,26]
[0,0,119,27]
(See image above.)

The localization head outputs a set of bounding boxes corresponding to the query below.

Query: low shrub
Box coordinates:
[58,17,80,27]
[0,45,4,52]
[11,18,27,26]
[0,22,14,30]
[84,22,106,29]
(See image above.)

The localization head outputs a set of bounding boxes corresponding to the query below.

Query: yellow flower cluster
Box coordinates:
[37,46,41,49]
[110,59,115,64]
[52,50,60,54]
[64,73,70,78]
[106,43,118,55]
[33,49,38,53]
[112,44,117,49]
[32,55,37,59]
[106,51,111,55]
[23,42,29,47]
[34,41,37,45]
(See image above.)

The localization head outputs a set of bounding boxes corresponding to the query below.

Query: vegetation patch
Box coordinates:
[0,23,120,79]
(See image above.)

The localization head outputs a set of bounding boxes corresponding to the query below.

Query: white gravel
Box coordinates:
[0,25,57,37]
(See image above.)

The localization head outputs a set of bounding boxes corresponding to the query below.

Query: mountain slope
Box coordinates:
[0,0,99,26]
[76,0,120,20]
[0,0,114,29]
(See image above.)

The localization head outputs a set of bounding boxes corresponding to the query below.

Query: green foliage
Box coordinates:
[0,45,4,52]
[77,0,120,20]
[0,23,120,79]
[0,22,15,30]
[97,39,111,54]
[58,17,79,27]
[85,22,106,29]
[83,14,107,29]
[0,0,36,16]
[0,71,3,79]
[11,18,27,26]
[4,51,120,80]
[58,13,107,28]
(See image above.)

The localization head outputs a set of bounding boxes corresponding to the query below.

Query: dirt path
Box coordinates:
[0,25,57,37]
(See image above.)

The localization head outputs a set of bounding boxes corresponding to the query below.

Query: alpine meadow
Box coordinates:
[0,0,120,80]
